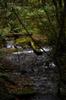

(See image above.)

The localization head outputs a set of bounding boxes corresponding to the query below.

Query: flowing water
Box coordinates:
[5,46,62,100]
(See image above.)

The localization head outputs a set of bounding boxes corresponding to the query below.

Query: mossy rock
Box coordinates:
[17,87,35,95]
[9,86,35,95]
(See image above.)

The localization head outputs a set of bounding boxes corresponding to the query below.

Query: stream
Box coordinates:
[5,46,62,100]
[15,94,61,100]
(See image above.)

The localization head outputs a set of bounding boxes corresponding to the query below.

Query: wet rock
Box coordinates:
[3,49,60,95]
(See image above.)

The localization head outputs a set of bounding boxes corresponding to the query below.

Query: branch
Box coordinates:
[38,14,57,36]
[42,6,57,35]
[11,7,51,56]
[59,0,63,8]
[52,0,61,25]
[12,8,30,35]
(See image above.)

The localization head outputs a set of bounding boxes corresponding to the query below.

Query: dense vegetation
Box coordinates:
[0,0,66,100]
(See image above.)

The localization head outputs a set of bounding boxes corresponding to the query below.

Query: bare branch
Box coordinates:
[52,0,60,25]
[41,6,57,35]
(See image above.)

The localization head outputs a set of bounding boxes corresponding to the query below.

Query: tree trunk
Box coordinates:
[53,0,66,96]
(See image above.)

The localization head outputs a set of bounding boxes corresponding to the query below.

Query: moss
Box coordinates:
[21,87,35,95]
[10,86,35,95]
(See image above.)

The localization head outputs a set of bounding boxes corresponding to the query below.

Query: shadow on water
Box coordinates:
[14,93,61,100]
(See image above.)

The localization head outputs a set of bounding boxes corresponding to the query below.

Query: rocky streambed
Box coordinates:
[5,47,59,94]
[0,47,63,100]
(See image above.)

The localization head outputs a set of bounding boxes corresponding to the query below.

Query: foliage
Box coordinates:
[0,0,66,98]
[0,0,56,43]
